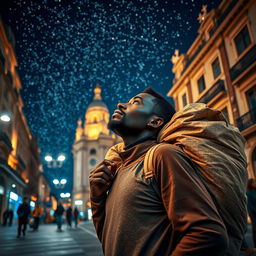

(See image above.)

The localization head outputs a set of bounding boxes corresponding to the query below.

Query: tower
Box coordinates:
[72,84,120,218]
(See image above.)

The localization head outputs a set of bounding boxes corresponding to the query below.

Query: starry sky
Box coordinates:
[0,0,221,197]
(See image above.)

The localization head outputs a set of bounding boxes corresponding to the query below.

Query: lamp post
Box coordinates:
[60,192,70,198]
[44,154,66,168]
[52,178,67,189]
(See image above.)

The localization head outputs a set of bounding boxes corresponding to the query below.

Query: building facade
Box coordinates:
[0,18,50,222]
[72,84,120,218]
[168,0,256,178]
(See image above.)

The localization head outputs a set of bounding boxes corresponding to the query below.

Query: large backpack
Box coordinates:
[143,103,248,254]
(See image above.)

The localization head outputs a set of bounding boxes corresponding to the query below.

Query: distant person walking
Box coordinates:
[55,202,65,231]
[247,178,256,247]
[66,206,72,228]
[73,207,79,228]
[17,197,31,238]
[8,209,14,226]
[2,208,9,226]
[32,202,43,230]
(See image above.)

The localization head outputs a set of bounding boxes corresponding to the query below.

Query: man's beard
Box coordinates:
[107,119,143,137]
[107,119,126,136]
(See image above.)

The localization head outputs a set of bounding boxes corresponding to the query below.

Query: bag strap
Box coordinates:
[143,144,163,179]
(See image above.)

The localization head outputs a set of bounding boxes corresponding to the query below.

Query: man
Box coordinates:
[8,209,14,226]
[2,208,9,226]
[73,207,79,228]
[89,88,228,256]
[31,202,43,230]
[66,206,72,228]
[54,202,65,231]
[17,197,31,238]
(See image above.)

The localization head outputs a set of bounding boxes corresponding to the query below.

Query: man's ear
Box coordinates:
[147,116,164,129]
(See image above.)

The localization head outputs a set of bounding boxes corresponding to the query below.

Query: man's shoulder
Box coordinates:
[150,143,192,166]
[152,143,185,157]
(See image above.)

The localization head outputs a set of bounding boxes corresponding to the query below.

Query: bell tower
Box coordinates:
[72,84,121,218]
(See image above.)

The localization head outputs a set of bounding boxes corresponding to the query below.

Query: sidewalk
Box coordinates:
[0,221,103,256]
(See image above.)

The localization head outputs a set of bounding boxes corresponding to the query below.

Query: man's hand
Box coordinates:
[89,159,117,199]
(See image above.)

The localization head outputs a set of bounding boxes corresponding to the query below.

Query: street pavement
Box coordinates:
[0,220,103,256]
[0,220,255,256]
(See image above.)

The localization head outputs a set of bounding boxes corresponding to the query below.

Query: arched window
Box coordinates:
[90,148,97,155]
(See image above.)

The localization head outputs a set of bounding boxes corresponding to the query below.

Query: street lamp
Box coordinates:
[60,192,70,198]
[52,178,67,188]
[45,153,66,168]
[0,112,11,123]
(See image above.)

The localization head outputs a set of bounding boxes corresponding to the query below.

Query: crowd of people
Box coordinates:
[2,197,81,238]
[54,202,80,231]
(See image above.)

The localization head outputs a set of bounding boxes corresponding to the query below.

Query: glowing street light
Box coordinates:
[57,154,65,162]
[45,155,53,162]
[52,178,67,188]
[60,178,67,185]
[60,192,70,198]
[53,179,59,185]
[0,114,11,122]
[44,153,66,168]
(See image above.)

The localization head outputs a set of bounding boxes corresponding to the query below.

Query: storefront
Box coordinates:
[0,163,26,223]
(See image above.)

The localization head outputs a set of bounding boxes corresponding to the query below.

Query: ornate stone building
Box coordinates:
[72,84,120,217]
[167,0,256,178]
[0,18,50,222]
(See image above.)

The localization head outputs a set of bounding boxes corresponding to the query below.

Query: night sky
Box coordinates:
[0,0,221,197]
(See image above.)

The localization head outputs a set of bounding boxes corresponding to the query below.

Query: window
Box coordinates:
[182,93,187,107]
[211,58,221,79]
[197,75,206,94]
[246,86,256,110]
[90,148,96,155]
[234,26,251,56]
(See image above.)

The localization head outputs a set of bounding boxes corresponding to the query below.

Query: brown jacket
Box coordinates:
[91,139,228,256]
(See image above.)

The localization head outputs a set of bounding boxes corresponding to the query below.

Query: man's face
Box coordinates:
[108,93,157,136]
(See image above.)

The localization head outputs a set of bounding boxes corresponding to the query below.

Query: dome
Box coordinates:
[84,84,110,140]
[87,99,108,109]
[86,83,108,112]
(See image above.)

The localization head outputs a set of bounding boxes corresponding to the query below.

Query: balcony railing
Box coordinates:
[236,107,256,132]
[230,45,256,81]
[196,79,226,104]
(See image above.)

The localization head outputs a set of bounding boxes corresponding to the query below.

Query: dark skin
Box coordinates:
[89,93,164,198]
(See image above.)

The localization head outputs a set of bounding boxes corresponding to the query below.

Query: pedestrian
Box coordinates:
[66,206,72,228]
[247,178,256,247]
[17,197,31,238]
[31,202,43,230]
[2,208,9,226]
[89,88,247,255]
[8,209,13,226]
[54,202,64,231]
[73,207,79,228]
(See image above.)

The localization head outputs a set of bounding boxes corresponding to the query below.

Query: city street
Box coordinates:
[0,220,255,255]
[0,221,103,256]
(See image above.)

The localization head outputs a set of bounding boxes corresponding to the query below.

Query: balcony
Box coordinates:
[230,45,256,81]
[196,79,226,104]
[236,107,256,132]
